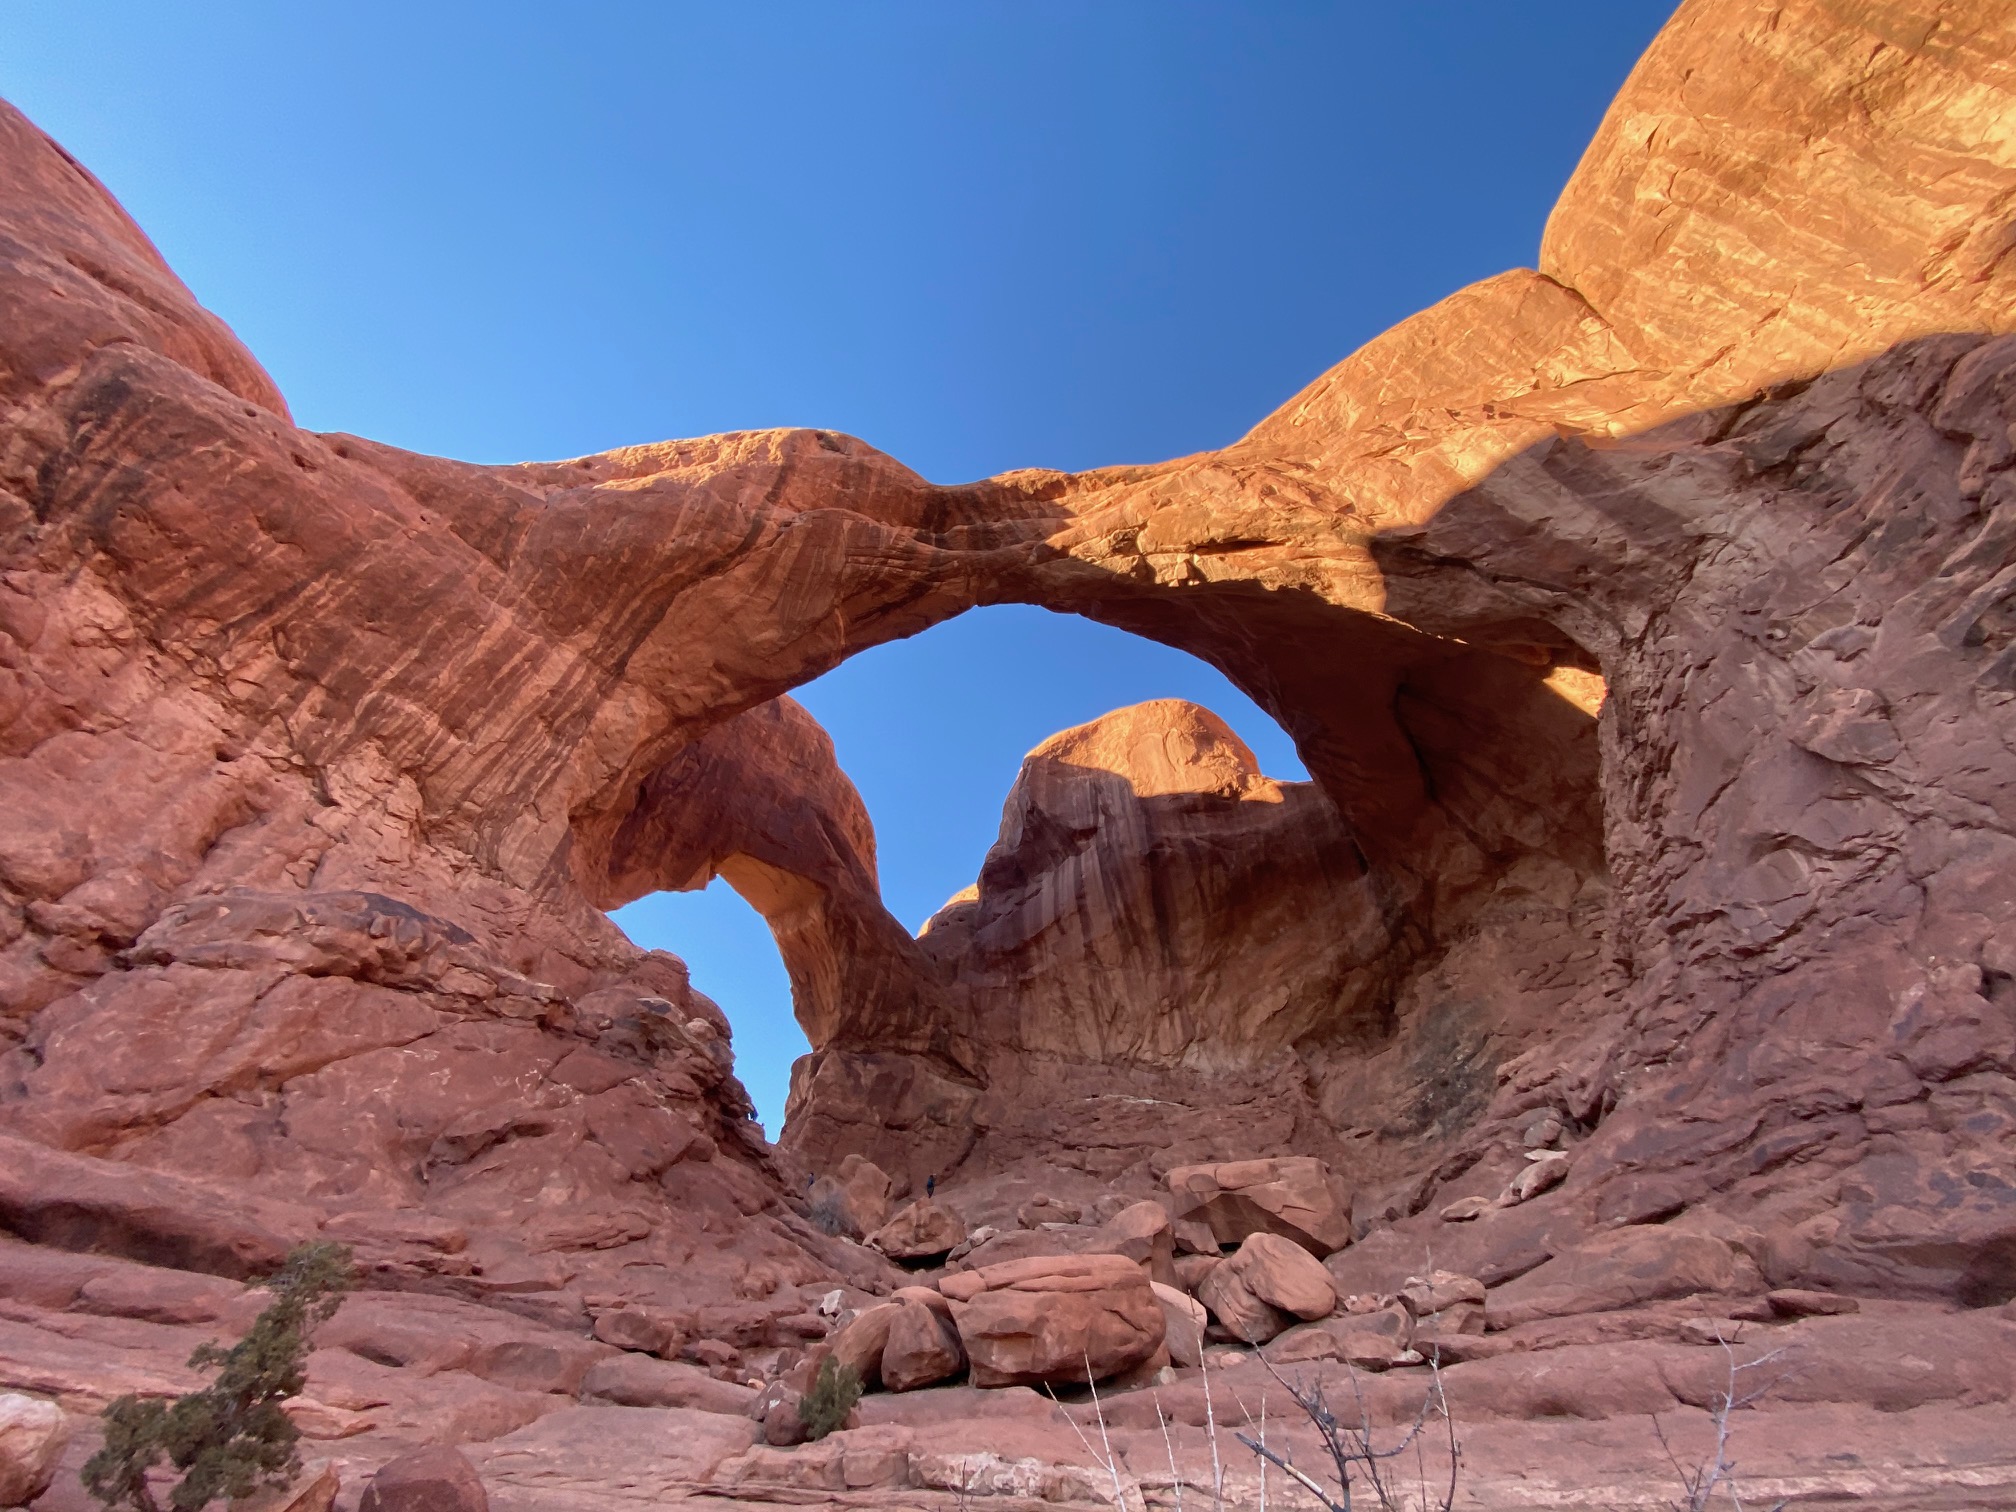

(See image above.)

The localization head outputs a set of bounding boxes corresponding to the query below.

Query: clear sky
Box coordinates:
[2,1,1679,1134]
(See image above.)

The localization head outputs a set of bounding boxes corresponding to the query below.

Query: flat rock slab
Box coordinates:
[468,1406,758,1511]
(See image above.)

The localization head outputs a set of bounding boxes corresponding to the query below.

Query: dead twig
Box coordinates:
[1649,1339,1792,1512]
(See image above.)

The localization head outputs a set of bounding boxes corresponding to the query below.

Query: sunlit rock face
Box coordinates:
[918,699,1392,1069]
[0,6,2012,1470]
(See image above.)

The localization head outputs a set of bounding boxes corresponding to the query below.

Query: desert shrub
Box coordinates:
[798,1355,862,1441]
[82,1242,356,1512]
[807,1188,851,1237]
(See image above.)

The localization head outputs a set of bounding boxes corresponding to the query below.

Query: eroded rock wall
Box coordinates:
[0,0,2008,1408]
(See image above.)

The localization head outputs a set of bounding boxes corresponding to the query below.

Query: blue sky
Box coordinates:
[2,2,1678,1133]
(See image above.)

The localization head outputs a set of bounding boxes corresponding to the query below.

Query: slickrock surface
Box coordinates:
[3,0,2016,1507]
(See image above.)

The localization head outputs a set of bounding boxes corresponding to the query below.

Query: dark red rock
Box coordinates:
[358,1447,488,1512]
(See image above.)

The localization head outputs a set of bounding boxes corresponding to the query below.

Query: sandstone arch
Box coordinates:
[0,0,2010,1315]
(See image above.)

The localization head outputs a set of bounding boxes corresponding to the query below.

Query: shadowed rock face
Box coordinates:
[0,8,2011,1478]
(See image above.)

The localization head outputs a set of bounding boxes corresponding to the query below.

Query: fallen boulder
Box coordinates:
[881,1299,965,1391]
[941,1254,1164,1387]
[825,1302,902,1390]
[1195,1258,1290,1345]
[1151,1282,1207,1368]
[231,1460,339,1512]
[1221,1232,1337,1320]
[1399,1270,1486,1317]
[0,1393,69,1508]
[1165,1157,1352,1256]
[1267,1304,1415,1370]
[808,1155,894,1239]
[869,1200,966,1262]
[358,1447,488,1512]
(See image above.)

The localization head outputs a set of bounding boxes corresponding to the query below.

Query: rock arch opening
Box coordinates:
[577,579,1612,1200]
[596,604,1317,1136]
[608,880,802,1138]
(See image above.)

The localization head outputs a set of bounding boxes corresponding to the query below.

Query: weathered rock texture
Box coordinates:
[1,0,2015,1505]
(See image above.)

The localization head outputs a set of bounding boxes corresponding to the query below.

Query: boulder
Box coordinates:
[1498,1153,1569,1207]
[755,1384,810,1448]
[807,1154,894,1239]
[590,1305,671,1355]
[1412,1302,1486,1349]
[869,1200,966,1261]
[1399,1270,1487,1317]
[1195,1259,1290,1345]
[1267,1304,1415,1370]
[880,1300,965,1391]
[1094,1201,1178,1287]
[826,1302,902,1389]
[941,1254,1164,1387]
[1016,1197,1083,1229]
[0,1393,69,1508]
[1165,1158,1353,1256]
[1220,1232,1337,1320]
[229,1460,339,1512]
[358,1447,488,1512]
[1521,1111,1567,1149]
[837,1155,894,1231]
[1173,1254,1222,1293]
[1172,1217,1221,1256]
[1151,1281,1207,1368]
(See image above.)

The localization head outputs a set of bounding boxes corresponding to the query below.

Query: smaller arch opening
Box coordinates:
[609,880,802,1139]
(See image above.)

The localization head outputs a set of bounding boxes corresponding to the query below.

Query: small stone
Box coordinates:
[1679,1318,1750,1346]
[1439,1196,1492,1222]
[1766,1288,1860,1317]
[1499,1154,1569,1206]
[1521,1111,1566,1149]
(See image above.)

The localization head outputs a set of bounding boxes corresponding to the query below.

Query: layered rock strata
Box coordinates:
[0,0,2012,1505]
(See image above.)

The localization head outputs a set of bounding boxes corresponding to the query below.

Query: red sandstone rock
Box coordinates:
[1399,1270,1486,1318]
[358,1447,488,1512]
[0,0,2010,1497]
[0,1392,67,1506]
[1150,1282,1206,1369]
[1485,1227,1763,1332]
[824,1302,901,1391]
[1172,1254,1220,1294]
[868,1200,965,1262]
[940,1254,1164,1387]
[1266,1303,1415,1370]
[579,1354,757,1415]
[1216,1233,1337,1321]
[1194,1258,1290,1346]
[879,1300,964,1392]
[1166,1158,1354,1257]
[234,1460,340,1512]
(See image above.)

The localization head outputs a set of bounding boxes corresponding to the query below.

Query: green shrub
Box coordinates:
[82,1242,356,1512]
[797,1355,862,1441]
